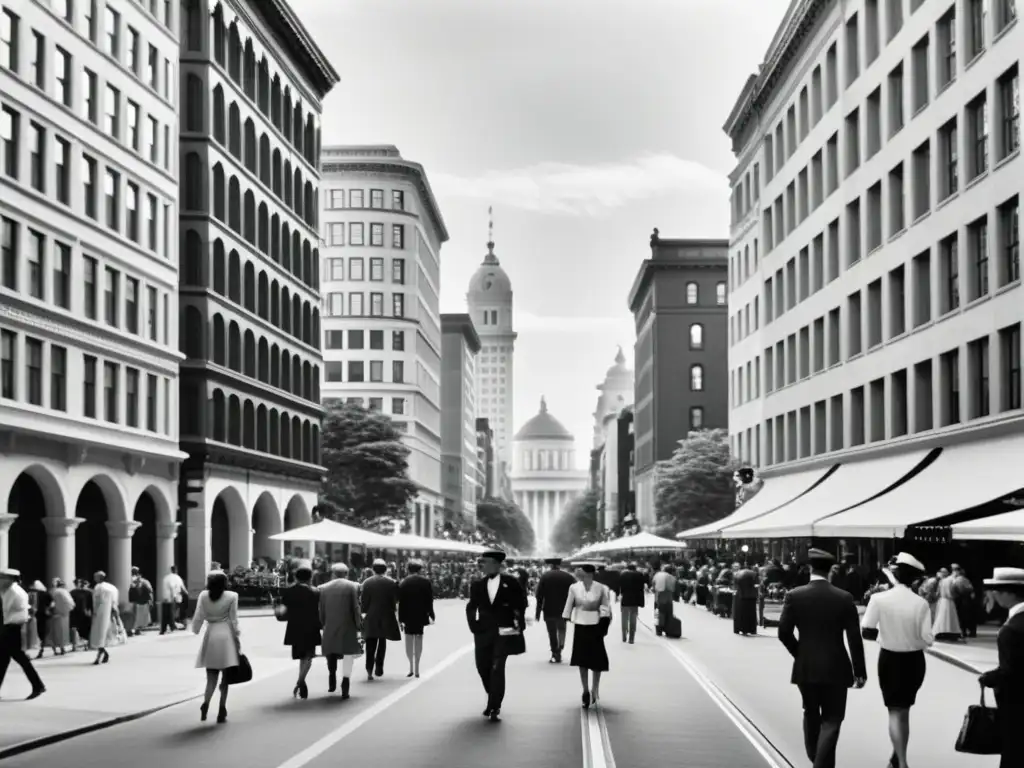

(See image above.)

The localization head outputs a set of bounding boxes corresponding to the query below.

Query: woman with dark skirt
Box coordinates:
[563,563,612,708]
[398,559,435,678]
[280,561,321,699]
[860,552,933,768]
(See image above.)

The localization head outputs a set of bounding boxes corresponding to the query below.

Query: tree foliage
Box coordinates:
[320,400,419,528]
[655,428,739,533]
[548,489,601,554]
[475,497,536,553]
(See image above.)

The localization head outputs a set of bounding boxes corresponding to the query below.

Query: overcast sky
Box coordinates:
[291,0,791,465]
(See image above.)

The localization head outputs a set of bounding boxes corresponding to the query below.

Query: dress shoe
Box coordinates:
[489,710,501,722]
[328,672,337,692]
[374,666,384,677]
[341,677,350,699]
[26,687,45,700]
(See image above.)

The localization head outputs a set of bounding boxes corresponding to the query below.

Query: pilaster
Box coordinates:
[42,516,84,585]
[106,520,142,599]
[157,522,181,583]
[0,513,17,570]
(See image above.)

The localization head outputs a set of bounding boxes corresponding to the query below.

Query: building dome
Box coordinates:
[515,397,573,441]
[603,346,630,382]
[467,242,513,298]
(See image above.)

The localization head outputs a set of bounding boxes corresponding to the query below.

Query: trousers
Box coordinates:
[474,640,509,712]
[621,606,638,641]
[364,637,387,673]
[326,654,355,678]
[798,683,848,768]
[0,624,44,693]
[543,617,566,658]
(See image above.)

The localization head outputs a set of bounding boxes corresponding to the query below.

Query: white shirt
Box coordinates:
[1,582,30,625]
[652,571,676,593]
[486,574,500,604]
[162,573,185,603]
[862,584,934,652]
[563,581,611,625]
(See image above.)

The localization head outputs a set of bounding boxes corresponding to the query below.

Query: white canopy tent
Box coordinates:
[573,532,691,558]
[269,520,391,547]
[377,533,488,554]
[952,509,1024,541]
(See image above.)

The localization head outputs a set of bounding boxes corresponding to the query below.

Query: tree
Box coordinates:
[320,400,419,528]
[654,428,739,533]
[550,489,601,554]
[475,498,535,553]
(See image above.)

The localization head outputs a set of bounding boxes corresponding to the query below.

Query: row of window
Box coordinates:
[202,388,319,464]
[686,281,728,306]
[323,359,406,385]
[322,291,407,319]
[324,221,406,249]
[325,188,406,212]
[325,396,408,423]
[323,329,406,352]
[0,327,171,433]
[323,256,405,284]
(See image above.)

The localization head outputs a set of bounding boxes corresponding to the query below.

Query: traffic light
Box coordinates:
[738,467,755,485]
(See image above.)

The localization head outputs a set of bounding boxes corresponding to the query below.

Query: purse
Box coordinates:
[954,686,1001,755]
[223,631,253,685]
[273,600,287,622]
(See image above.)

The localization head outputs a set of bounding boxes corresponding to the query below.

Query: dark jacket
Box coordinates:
[980,610,1024,766]
[398,574,435,629]
[466,573,527,655]
[535,568,575,620]
[733,568,759,600]
[360,574,401,641]
[618,570,647,608]
[281,582,321,649]
[778,579,867,687]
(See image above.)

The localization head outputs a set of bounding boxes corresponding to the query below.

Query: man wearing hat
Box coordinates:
[359,558,401,680]
[979,567,1024,768]
[618,562,646,644]
[778,548,866,768]
[534,557,574,663]
[466,550,527,722]
[0,568,45,699]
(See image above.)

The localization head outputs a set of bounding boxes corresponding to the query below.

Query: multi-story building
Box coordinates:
[0,0,183,596]
[319,145,448,536]
[591,346,634,450]
[689,0,1023,553]
[466,217,516,471]
[627,231,729,528]
[440,313,480,526]
[475,417,494,501]
[176,0,338,588]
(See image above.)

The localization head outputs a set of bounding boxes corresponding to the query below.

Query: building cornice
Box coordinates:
[441,313,481,355]
[627,235,729,313]
[249,0,341,99]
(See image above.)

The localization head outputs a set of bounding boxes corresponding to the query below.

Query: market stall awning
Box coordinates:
[676,466,835,540]
[952,507,1024,541]
[574,532,690,558]
[377,533,488,553]
[269,520,391,547]
[815,432,1024,539]
[722,451,930,539]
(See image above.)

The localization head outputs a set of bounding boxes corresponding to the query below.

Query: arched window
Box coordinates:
[183,153,203,210]
[228,321,241,371]
[716,281,727,305]
[182,306,203,358]
[183,229,203,285]
[689,323,704,350]
[228,103,241,157]
[181,0,202,50]
[212,240,226,294]
[686,281,699,305]
[244,118,256,172]
[690,364,704,391]
[228,176,241,231]
[689,406,705,430]
[228,250,241,302]
[185,74,204,131]
[227,395,241,445]
[212,86,225,143]
[211,390,225,441]
[211,314,225,365]
[212,163,225,220]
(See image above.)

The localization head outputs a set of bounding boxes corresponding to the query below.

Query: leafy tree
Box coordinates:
[655,428,739,533]
[320,400,418,528]
[475,497,536,553]
[550,489,601,553]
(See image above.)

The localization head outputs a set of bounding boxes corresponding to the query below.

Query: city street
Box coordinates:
[0,598,1001,767]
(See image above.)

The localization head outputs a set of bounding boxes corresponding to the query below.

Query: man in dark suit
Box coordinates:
[733,563,759,635]
[535,557,575,662]
[466,550,527,722]
[778,548,867,768]
[618,562,646,644]
[979,567,1024,768]
[360,558,401,680]
[398,559,435,678]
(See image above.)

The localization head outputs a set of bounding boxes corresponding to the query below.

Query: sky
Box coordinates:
[290,0,792,467]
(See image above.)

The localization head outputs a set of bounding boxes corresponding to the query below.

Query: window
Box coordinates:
[29,122,44,192]
[689,323,704,349]
[393,293,405,317]
[54,47,72,107]
[105,6,120,58]
[392,258,405,284]
[348,292,363,315]
[105,169,120,231]
[1000,196,1020,286]
[392,190,404,210]
[83,256,97,319]
[327,258,344,281]
[103,361,118,422]
[127,100,139,150]
[85,0,96,42]
[349,189,364,207]
[968,94,988,179]
[83,154,97,218]
[1,106,19,179]
[147,44,157,89]
[53,241,70,309]
[969,217,989,299]
[55,137,70,204]
[392,330,405,351]
[348,330,365,349]
[30,31,44,89]
[146,116,158,162]
[942,235,960,312]
[716,282,727,305]
[940,119,958,198]
[393,360,405,383]
[0,217,15,290]
[324,362,342,382]
[690,364,704,391]
[347,361,364,383]
[888,63,904,136]
[1,9,18,73]
[50,345,66,411]
[370,189,384,209]
[966,0,985,60]
[83,69,97,123]
[125,277,138,334]
[127,27,138,73]
[996,0,1018,32]
[104,266,119,326]
[324,331,344,350]
[1001,323,1021,411]
[125,368,139,427]
[324,292,343,316]
[125,182,139,241]
[370,223,384,246]
[369,257,384,281]
[327,222,344,246]
[689,406,704,429]
[146,374,157,430]
[105,84,120,139]
[349,223,364,246]
[686,282,698,304]
[392,397,405,414]
[370,292,384,316]
[370,361,383,382]
[27,230,44,299]
[25,338,42,405]
[392,224,404,249]
[971,337,990,418]
[0,329,14,399]
[999,68,1020,159]
[146,194,157,250]
[369,330,384,350]
[327,190,344,208]
[349,258,364,281]
[938,8,956,87]
[83,355,96,417]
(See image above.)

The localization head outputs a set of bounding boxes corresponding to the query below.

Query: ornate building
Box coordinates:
[511,397,588,552]
[591,347,634,449]
[590,349,635,530]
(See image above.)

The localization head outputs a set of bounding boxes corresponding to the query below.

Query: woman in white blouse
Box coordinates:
[192,571,241,724]
[861,552,934,768]
[562,563,612,708]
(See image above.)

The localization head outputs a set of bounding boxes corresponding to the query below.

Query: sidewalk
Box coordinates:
[0,615,292,758]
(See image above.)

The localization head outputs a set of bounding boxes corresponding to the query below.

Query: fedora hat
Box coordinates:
[894,552,926,572]
[984,567,1024,587]
[0,567,20,580]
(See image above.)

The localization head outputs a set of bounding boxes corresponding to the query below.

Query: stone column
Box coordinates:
[185,505,210,595]
[0,513,17,570]
[42,516,84,585]
[157,522,181,580]
[106,520,142,601]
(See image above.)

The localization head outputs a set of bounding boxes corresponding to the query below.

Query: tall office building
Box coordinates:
[685,0,1023,552]
[319,145,448,536]
[0,0,183,596]
[440,313,481,526]
[466,213,516,472]
[176,0,338,588]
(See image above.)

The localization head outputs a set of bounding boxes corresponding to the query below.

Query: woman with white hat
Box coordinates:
[978,567,1024,768]
[860,551,933,768]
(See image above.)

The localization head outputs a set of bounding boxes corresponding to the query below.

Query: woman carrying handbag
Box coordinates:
[192,571,242,724]
[563,563,612,708]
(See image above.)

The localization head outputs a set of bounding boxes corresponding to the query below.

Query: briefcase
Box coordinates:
[954,687,1000,755]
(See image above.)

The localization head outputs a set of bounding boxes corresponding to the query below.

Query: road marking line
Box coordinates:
[581,705,615,768]
[649,625,791,768]
[273,643,474,768]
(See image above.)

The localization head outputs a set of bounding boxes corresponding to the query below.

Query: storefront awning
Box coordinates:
[952,505,1024,541]
[677,466,835,540]
[814,432,1024,539]
[722,450,930,539]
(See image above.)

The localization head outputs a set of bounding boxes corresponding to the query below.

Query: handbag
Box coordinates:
[273,599,287,622]
[954,686,1001,755]
[223,632,253,685]
[597,603,612,637]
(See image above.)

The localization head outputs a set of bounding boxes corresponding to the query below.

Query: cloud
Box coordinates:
[514,310,634,335]
[432,153,728,215]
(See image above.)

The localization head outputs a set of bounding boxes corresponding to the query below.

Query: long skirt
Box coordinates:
[569,624,609,672]
[48,615,71,647]
[732,595,758,634]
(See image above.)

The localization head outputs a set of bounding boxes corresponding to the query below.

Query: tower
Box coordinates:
[466,209,517,470]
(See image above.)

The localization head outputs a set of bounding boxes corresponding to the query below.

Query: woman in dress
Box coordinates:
[563,562,612,708]
[47,579,75,655]
[279,562,321,699]
[931,567,962,640]
[398,559,435,678]
[89,571,120,665]
[192,570,241,723]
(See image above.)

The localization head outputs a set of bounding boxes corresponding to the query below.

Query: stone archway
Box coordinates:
[75,481,111,581]
[210,486,249,571]
[131,490,161,584]
[251,491,282,563]
[283,494,311,558]
[6,465,65,583]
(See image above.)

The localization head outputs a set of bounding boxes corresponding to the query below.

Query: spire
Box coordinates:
[483,205,499,265]
[615,346,625,365]
[540,395,548,414]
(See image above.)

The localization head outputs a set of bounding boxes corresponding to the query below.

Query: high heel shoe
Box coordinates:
[216,707,227,724]
[293,685,301,699]
[101,650,109,664]
[200,703,209,722]
[581,692,591,709]
[591,693,600,707]
[299,682,308,700]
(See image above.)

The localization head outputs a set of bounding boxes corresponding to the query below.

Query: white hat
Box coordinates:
[0,567,20,580]
[984,567,1024,587]
[894,552,926,572]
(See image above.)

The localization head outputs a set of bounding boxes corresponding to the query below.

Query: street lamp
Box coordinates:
[740,545,749,553]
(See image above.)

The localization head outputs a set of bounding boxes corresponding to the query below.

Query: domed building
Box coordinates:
[592,347,634,450]
[511,397,589,553]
